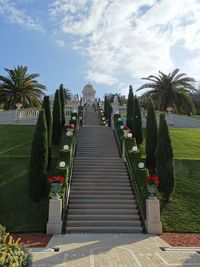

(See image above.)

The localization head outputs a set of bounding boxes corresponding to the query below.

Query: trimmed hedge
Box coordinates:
[114,114,148,213]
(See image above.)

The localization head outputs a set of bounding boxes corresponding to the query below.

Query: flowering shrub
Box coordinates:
[66,124,74,129]
[145,175,160,185]
[47,176,65,183]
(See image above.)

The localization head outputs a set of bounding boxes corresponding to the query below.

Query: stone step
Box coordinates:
[70,190,134,196]
[66,226,143,233]
[70,194,134,199]
[68,209,138,215]
[70,186,131,191]
[71,183,130,188]
[68,203,137,209]
[73,171,128,175]
[66,220,141,227]
[72,179,129,183]
[69,199,136,204]
[67,214,140,221]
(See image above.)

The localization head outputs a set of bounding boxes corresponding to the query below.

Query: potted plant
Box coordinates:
[145,175,160,198]
[48,176,65,198]
[66,124,74,135]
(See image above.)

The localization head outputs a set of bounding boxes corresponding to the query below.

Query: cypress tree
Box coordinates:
[126,85,134,128]
[156,113,175,202]
[146,97,157,173]
[132,96,143,145]
[42,96,52,169]
[59,84,66,126]
[28,109,48,201]
[52,90,62,145]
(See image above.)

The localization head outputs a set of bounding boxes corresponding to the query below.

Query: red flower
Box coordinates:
[66,124,74,129]
[47,176,65,183]
[145,175,160,185]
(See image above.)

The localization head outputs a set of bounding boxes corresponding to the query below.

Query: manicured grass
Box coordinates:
[0,125,35,156]
[161,160,200,232]
[141,128,200,160]
[140,128,200,232]
[0,125,49,233]
[169,128,200,159]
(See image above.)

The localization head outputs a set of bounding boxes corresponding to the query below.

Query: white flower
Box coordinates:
[72,116,76,120]
[115,111,119,114]
[138,162,144,169]
[128,133,132,138]
[59,161,66,168]
[118,118,122,121]
[63,145,69,151]
[120,125,124,129]
[132,146,138,152]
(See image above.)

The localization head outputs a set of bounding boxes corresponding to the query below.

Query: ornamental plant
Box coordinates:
[48,175,65,183]
[66,124,74,129]
[145,175,160,185]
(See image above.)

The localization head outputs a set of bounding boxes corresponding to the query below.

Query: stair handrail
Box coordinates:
[62,127,79,232]
[113,127,146,232]
[124,143,146,232]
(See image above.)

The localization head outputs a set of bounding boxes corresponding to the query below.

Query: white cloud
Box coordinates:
[56,39,65,47]
[49,0,200,87]
[86,71,118,85]
[0,0,43,31]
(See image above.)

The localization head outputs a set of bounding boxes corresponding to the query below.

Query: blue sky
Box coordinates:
[0,0,200,99]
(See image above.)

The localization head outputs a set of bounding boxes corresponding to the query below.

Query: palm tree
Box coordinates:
[137,69,197,113]
[64,88,71,103]
[0,65,46,110]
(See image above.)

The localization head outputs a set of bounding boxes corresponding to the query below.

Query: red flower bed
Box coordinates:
[12,233,52,248]
[160,233,200,247]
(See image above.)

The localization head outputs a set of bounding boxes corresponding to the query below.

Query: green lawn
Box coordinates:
[170,128,200,159]
[140,128,200,232]
[161,160,200,232]
[141,128,200,160]
[0,125,49,233]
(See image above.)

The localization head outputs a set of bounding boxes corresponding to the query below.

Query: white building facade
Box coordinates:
[82,83,96,105]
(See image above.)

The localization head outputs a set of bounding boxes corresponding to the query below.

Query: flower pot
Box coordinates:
[147,184,158,198]
[50,183,63,199]
[67,128,74,133]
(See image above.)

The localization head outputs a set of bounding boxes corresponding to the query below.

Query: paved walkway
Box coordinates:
[32,234,200,267]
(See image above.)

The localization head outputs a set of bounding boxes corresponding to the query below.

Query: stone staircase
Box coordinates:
[66,106,143,233]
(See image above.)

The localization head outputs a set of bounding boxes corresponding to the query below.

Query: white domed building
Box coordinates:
[82,83,96,105]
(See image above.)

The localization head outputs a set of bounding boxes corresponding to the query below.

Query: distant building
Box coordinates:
[82,83,96,104]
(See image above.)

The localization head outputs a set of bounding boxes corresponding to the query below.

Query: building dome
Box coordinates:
[82,83,96,93]
[82,83,96,104]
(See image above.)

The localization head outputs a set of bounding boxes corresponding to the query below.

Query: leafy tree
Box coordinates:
[28,109,48,201]
[52,90,62,145]
[59,84,66,126]
[0,65,46,110]
[145,97,157,173]
[132,96,143,145]
[137,68,197,114]
[156,113,175,202]
[42,96,52,169]
[126,85,134,128]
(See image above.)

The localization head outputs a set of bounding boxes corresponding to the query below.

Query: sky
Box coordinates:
[0,0,200,99]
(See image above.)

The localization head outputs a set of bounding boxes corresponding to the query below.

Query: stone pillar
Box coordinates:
[145,198,162,234]
[46,198,62,234]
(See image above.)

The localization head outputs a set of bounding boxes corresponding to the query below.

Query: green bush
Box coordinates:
[28,109,48,201]
[0,225,32,267]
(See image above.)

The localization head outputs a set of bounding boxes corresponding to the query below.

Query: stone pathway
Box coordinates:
[32,234,200,267]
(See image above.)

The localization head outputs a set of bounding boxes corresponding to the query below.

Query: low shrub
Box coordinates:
[0,225,32,267]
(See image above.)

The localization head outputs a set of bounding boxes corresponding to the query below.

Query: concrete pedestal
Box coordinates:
[47,198,62,234]
[145,198,162,234]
